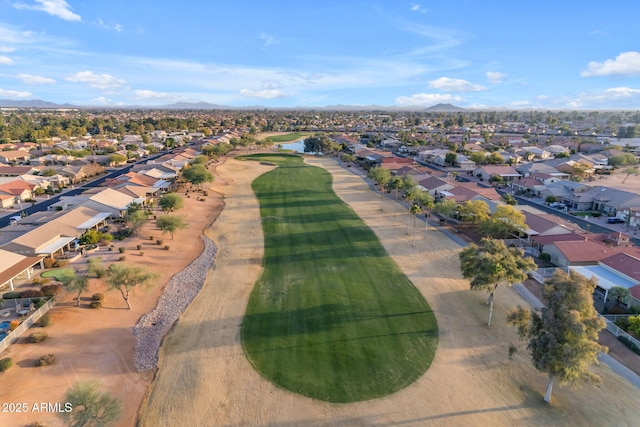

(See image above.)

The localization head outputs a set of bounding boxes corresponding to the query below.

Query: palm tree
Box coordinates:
[410,203,421,247]
[388,176,403,217]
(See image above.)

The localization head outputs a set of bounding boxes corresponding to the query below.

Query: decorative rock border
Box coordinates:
[133,236,217,371]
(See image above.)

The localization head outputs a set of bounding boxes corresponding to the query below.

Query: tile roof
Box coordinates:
[600,253,640,282]
[552,240,640,264]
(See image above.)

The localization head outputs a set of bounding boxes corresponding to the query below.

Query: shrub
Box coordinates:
[0,357,12,372]
[2,291,21,299]
[118,247,125,253]
[92,293,104,302]
[150,236,154,241]
[31,277,50,286]
[57,260,69,268]
[164,245,170,250]
[628,315,640,337]
[119,256,126,261]
[618,336,640,356]
[140,251,144,256]
[20,289,44,298]
[90,301,102,309]
[39,353,55,366]
[136,244,142,250]
[39,314,52,327]
[35,299,46,309]
[539,253,551,262]
[29,421,48,427]
[29,332,48,343]
[43,258,56,269]
[41,284,62,296]
[156,239,163,245]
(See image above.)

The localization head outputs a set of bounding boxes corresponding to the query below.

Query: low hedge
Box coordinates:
[39,353,55,367]
[618,336,640,356]
[29,332,48,343]
[2,291,21,299]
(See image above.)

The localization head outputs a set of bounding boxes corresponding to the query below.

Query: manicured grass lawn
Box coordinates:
[41,268,74,281]
[263,132,311,143]
[240,154,438,403]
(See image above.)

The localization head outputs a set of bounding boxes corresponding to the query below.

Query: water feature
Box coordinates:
[279,140,306,153]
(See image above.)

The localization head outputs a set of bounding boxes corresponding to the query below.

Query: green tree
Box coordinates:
[459,238,536,326]
[156,215,187,239]
[507,270,607,404]
[416,190,435,238]
[479,205,527,239]
[545,196,557,204]
[388,175,404,217]
[87,257,106,278]
[367,166,391,210]
[106,264,157,310]
[457,199,490,224]
[608,285,631,306]
[158,193,184,213]
[59,380,121,427]
[433,199,457,224]
[445,151,457,166]
[126,210,147,236]
[58,268,89,307]
[182,164,214,189]
[501,193,518,205]
[621,166,639,183]
[108,153,127,164]
[609,153,637,167]
[409,203,421,246]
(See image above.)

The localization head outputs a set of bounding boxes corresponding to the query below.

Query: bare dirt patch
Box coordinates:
[138,156,640,427]
[0,162,224,427]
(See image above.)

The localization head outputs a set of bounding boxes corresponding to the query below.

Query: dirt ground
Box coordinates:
[139,156,640,427]
[0,162,225,427]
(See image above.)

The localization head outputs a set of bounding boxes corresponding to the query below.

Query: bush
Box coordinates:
[35,299,46,309]
[140,251,144,256]
[156,239,163,245]
[39,314,52,327]
[90,301,102,309]
[150,236,154,241]
[43,258,56,269]
[57,260,69,268]
[539,253,551,262]
[20,289,44,298]
[31,277,50,286]
[136,244,142,250]
[2,291,21,299]
[164,245,170,250]
[39,353,55,366]
[119,256,126,261]
[118,247,126,253]
[29,332,48,343]
[618,336,640,356]
[0,357,12,372]
[92,293,104,302]
[41,284,62,296]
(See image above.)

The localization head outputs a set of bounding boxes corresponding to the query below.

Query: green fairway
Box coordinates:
[240,154,438,403]
[263,132,310,143]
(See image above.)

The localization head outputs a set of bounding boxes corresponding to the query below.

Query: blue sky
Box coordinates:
[1,1,640,109]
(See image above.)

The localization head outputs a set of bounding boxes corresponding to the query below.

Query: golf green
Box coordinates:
[240,154,437,403]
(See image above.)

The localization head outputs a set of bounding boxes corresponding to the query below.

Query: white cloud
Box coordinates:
[134,89,172,100]
[259,33,280,47]
[428,77,487,92]
[17,73,56,84]
[561,87,640,108]
[240,88,288,99]
[91,96,112,105]
[486,71,507,84]
[13,0,81,22]
[395,93,462,106]
[581,51,640,77]
[510,100,530,107]
[0,88,32,98]
[0,46,15,53]
[95,19,123,33]
[0,55,14,65]
[66,71,126,89]
[410,4,428,13]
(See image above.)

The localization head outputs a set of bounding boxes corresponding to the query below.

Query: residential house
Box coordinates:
[539,180,593,210]
[591,187,640,216]
[473,165,521,182]
[0,249,44,291]
[544,239,640,268]
[417,176,454,197]
[0,179,34,202]
[0,150,32,164]
[454,154,476,170]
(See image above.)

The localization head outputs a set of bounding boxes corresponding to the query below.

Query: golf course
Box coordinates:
[240,154,438,402]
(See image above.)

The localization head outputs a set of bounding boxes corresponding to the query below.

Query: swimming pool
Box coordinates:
[0,320,11,340]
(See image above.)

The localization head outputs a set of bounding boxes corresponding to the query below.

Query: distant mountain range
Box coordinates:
[0,98,467,112]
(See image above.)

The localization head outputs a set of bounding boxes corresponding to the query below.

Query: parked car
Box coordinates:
[607,217,625,224]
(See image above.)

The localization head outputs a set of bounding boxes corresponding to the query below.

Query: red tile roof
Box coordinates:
[552,240,640,264]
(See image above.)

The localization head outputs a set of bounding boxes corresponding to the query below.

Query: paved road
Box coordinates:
[0,152,166,228]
